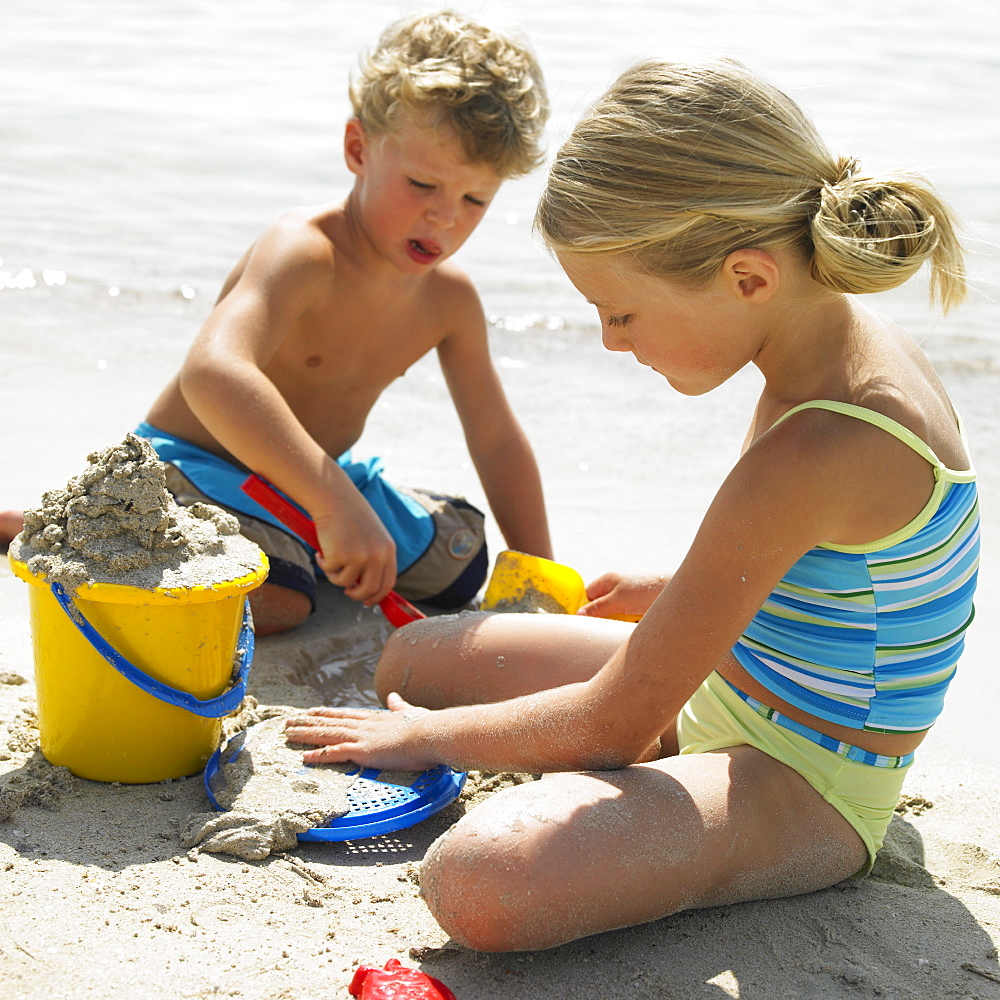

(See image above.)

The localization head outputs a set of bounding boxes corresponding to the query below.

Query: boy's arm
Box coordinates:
[436,277,553,559]
[178,220,397,604]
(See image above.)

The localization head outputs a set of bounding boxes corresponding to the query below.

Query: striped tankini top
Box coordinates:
[732,400,980,735]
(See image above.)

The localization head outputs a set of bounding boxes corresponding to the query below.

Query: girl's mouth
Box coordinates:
[407,239,442,264]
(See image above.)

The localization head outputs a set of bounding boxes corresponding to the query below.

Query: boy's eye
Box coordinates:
[606,313,633,327]
[408,178,433,190]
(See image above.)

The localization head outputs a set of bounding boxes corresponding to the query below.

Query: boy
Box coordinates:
[137,10,553,634]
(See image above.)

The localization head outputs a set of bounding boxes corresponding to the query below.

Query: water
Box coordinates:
[2,0,998,561]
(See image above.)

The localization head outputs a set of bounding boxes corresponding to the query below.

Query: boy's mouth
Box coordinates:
[407,238,442,264]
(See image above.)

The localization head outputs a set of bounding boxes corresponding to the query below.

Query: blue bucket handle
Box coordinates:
[49,581,254,718]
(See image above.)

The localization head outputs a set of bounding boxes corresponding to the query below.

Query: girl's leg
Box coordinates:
[375,611,634,708]
[421,745,868,952]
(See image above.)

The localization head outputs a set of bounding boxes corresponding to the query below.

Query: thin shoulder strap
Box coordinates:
[773,399,975,481]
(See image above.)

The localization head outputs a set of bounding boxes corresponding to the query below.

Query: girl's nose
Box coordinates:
[601,324,630,352]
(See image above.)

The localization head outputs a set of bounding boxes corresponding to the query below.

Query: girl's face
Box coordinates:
[557,254,760,396]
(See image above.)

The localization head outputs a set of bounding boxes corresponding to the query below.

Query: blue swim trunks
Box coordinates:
[135,422,488,611]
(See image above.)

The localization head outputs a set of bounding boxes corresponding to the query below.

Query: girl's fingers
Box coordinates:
[301,744,355,764]
[293,706,373,721]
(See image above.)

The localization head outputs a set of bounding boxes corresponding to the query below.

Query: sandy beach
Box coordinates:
[1,353,999,1000]
[3,1,1000,995]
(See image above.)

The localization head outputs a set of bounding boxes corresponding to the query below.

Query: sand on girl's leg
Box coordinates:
[420,746,867,952]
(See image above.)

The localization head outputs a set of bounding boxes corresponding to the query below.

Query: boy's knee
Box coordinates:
[248,584,311,636]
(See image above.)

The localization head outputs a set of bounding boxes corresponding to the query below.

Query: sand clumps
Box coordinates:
[489,586,571,614]
[182,715,422,861]
[9,432,262,592]
[182,716,355,861]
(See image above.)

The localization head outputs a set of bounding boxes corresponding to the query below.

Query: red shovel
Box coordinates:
[241,474,425,627]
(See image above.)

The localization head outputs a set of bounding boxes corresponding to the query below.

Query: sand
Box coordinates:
[0,365,998,998]
[9,432,262,593]
[181,716,422,862]
[1,569,998,999]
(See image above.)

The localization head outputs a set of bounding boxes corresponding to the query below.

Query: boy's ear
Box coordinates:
[344,117,368,175]
[721,248,779,303]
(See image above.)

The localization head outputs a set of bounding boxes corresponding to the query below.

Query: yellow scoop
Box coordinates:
[481,550,641,620]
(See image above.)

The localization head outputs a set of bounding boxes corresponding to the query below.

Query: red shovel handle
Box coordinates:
[241,473,320,550]
[240,474,425,626]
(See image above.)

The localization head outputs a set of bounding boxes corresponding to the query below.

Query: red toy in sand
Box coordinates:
[348,958,457,999]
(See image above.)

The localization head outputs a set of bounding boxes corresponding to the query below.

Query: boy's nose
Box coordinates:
[426,198,457,229]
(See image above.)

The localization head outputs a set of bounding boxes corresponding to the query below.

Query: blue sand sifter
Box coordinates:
[203,726,466,842]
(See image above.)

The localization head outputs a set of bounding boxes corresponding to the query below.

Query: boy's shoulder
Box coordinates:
[421,259,486,330]
[229,202,347,303]
[256,202,343,265]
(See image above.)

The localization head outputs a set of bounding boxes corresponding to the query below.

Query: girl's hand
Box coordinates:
[576,572,670,619]
[283,692,438,771]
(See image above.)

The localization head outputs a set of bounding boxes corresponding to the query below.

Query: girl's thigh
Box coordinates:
[421,746,868,952]
[375,611,634,708]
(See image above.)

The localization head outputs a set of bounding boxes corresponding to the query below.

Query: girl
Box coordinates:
[285,60,980,952]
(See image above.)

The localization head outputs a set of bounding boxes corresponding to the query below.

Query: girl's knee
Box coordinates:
[420,822,543,953]
[374,620,429,702]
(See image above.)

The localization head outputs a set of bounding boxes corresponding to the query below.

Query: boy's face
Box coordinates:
[345,114,503,274]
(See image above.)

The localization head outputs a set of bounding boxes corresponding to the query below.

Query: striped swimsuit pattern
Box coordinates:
[731,400,980,766]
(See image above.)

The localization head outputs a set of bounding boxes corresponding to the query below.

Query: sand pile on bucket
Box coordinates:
[9,432,262,591]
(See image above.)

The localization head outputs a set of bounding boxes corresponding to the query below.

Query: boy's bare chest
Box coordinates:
[264,293,445,436]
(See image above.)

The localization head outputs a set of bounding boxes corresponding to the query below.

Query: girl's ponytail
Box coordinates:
[810,158,966,310]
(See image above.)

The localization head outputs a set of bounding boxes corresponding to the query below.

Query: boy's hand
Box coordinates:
[284,693,438,771]
[576,572,670,619]
[313,506,397,606]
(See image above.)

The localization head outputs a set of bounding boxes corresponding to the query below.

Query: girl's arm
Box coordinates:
[288,408,931,772]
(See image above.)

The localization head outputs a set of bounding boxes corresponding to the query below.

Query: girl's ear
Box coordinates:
[721,249,780,303]
[344,117,368,176]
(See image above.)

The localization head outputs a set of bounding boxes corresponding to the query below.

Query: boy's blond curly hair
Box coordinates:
[349,9,548,178]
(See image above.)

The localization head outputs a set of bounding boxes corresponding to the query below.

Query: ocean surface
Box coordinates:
[2,0,998,558]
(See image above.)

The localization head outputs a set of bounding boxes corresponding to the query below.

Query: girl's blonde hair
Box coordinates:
[536,60,965,310]
[350,10,548,179]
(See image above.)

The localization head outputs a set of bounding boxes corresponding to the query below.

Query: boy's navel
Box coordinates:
[305,355,322,368]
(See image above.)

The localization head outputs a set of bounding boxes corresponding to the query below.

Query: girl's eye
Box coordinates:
[606,313,632,327]
[464,195,487,208]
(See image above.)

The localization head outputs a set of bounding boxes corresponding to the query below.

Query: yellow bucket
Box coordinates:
[9,553,268,784]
